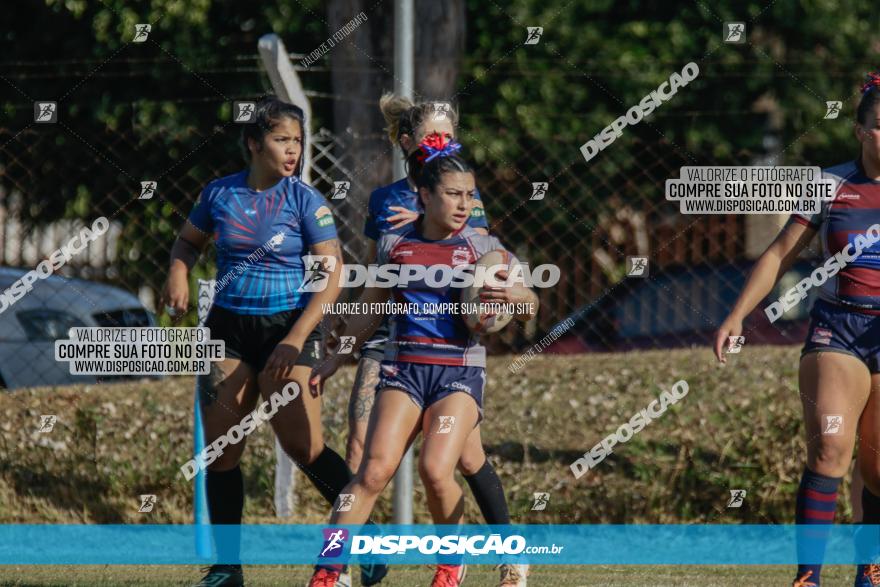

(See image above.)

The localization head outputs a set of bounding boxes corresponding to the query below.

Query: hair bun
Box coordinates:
[862,71,880,94]
[416,132,462,163]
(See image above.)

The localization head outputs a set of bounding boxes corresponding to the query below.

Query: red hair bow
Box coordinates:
[862,71,880,94]
[416,132,461,163]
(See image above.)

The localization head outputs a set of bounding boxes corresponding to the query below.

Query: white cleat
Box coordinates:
[337,568,352,587]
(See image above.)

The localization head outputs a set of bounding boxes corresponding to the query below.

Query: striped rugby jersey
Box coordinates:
[790,160,880,311]
[376,223,518,367]
[187,171,337,315]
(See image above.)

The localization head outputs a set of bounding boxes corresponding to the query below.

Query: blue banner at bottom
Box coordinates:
[2,524,880,565]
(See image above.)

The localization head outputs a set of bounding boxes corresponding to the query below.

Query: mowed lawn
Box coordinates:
[0,346,858,585]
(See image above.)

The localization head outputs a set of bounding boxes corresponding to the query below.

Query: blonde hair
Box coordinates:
[378,93,459,146]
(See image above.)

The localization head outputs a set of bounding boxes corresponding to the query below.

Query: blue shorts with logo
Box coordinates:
[801,298,880,373]
[377,361,485,421]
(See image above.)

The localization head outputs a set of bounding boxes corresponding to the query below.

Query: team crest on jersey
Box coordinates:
[451,247,471,266]
[314,205,334,227]
[470,200,485,218]
[811,327,832,345]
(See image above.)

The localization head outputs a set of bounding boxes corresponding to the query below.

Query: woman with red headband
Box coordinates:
[714,72,880,587]
[308,140,539,587]
[338,95,527,587]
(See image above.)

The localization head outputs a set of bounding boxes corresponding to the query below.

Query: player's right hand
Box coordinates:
[713,316,743,364]
[309,354,342,397]
[160,273,189,318]
[387,206,419,229]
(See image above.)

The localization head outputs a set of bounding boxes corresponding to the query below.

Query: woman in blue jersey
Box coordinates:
[714,73,880,587]
[161,96,385,587]
[343,97,524,585]
[308,142,539,587]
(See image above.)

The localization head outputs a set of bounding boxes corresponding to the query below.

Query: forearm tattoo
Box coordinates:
[316,239,343,263]
[349,359,379,422]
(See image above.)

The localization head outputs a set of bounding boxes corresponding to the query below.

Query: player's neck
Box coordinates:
[247,166,283,192]
[861,153,880,180]
[419,217,456,241]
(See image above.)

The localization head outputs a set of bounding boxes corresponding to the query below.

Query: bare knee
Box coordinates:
[809,440,851,477]
[202,426,247,471]
[419,458,456,493]
[359,458,397,495]
[205,443,244,472]
[281,437,323,466]
[457,445,486,476]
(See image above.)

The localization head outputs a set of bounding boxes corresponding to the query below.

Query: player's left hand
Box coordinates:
[479,269,529,305]
[265,338,302,380]
[387,206,420,229]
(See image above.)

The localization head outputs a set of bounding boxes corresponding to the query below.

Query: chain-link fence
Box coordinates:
[0,118,810,389]
[312,127,809,354]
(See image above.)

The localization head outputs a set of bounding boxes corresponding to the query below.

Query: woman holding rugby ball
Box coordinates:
[714,72,880,587]
[307,140,538,587]
[161,96,385,587]
[346,95,527,586]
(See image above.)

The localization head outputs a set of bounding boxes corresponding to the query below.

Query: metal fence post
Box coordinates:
[391,0,415,526]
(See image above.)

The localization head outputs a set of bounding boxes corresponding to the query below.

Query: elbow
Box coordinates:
[175,237,202,260]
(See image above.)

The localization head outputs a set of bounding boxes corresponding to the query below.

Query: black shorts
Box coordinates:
[204,304,323,373]
[360,316,390,362]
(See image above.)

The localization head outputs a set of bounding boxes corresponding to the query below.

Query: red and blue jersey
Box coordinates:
[790,160,880,311]
[187,171,337,315]
[377,224,518,367]
[363,178,488,241]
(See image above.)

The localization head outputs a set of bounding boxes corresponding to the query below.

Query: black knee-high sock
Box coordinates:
[207,466,244,564]
[298,445,354,507]
[859,487,880,565]
[464,460,510,524]
[864,487,880,524]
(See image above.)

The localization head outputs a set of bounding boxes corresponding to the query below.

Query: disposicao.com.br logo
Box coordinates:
[318,529,563,557]
[320,528,349,558]
[299,255,561,293]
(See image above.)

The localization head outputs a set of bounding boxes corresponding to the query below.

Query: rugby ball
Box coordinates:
[461,249,515,334]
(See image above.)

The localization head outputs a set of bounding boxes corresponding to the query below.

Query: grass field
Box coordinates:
[0,345,860,585]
